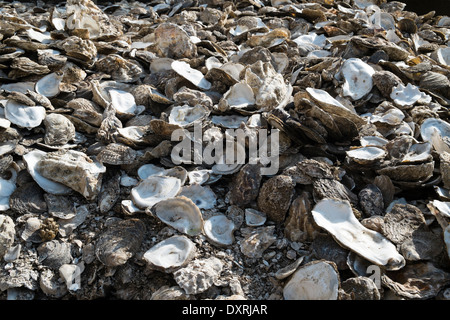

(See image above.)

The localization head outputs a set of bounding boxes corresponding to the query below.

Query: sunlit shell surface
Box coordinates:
[311,198,405,271]
[143,235,196,272]
[390,83,432,106]
[5,100,46,129]
[168,104,209,128]
[23,150,72,195]
[171,60,211,90]
[131,176,181,209]
[35,72,63,98]
[151,196,203,236]
[346,146,387,164]
[178,184,216,210]
[339,58,375,100]
[204,215,236,246]
[283,260,340,300]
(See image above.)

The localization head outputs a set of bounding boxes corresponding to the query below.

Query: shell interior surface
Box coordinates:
[23,150,72,195]
[339,58,375,100]
[204,215,236,246]
[131,176,182,209]
[283,260,340,300]
[152,196,204,236]
[178,184,217,210]
[5,100,46,129]
[390,83,432,106]
[35,72,63,98]
[171,60,211,90]
[311,198,406,271]
[143,235,196,272]
[168,104,209,127]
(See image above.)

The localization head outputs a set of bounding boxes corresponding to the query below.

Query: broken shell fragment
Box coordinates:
[143,235,196,273]
[311,198,405,270]
[151,196,203,236]
[390,83,432,107]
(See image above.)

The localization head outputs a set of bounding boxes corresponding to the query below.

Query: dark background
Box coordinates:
[400,0,450,16]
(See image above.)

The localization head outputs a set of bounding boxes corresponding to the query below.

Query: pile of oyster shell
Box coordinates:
[0,0,450,300]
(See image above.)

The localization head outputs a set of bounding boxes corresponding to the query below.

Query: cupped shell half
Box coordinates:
[311,198,405,271]
[151,196,204,236]
[5,100,46,129]
[283,260,340,300]
[131,176,182,209]
[143,235,196,273]
[204,215,236,247]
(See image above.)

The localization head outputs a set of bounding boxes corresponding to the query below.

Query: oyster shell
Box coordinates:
[390,83,432,107]
[204,215,236,247]
[131,176,182,209]
[23,150,72,195]
[35,72,63,98]
[283,260,340,300]
[5,100,46,129]
[43,113,76,146]
[143,235,196,273]
[171,60,211,91]
[311,198,405,270]
[178,184,216,210]
[35,150,106,200]
[0,215,15,258]
[338,58,375,100]
[95,218,146,267]
[151,196,203,236]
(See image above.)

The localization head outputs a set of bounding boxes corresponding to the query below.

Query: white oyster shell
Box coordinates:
[435,47,450,66]
[346,146,386,164]
[245,208,266,227]
[311,198,406,271]
[131,176,181,209]
[151,196,204,236]
[306,88,365,127]
[23,150,72,195]
[283,260,340,300]
[211,137,246,175]
[35,72,63,98]
[137,164,167,180]
[204,215,235,246]
[187,169,211,185]
[420,118,450,153]
[360,135,388,147]
[109,89,145,118]
[390,83,432,107]
[178,184,216,209]
[220,82,255,110]
[171,60,211,91]
[143,235,196,272]
[5,100,46,129]
[339,58,375,100]
[168,104,209,128]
